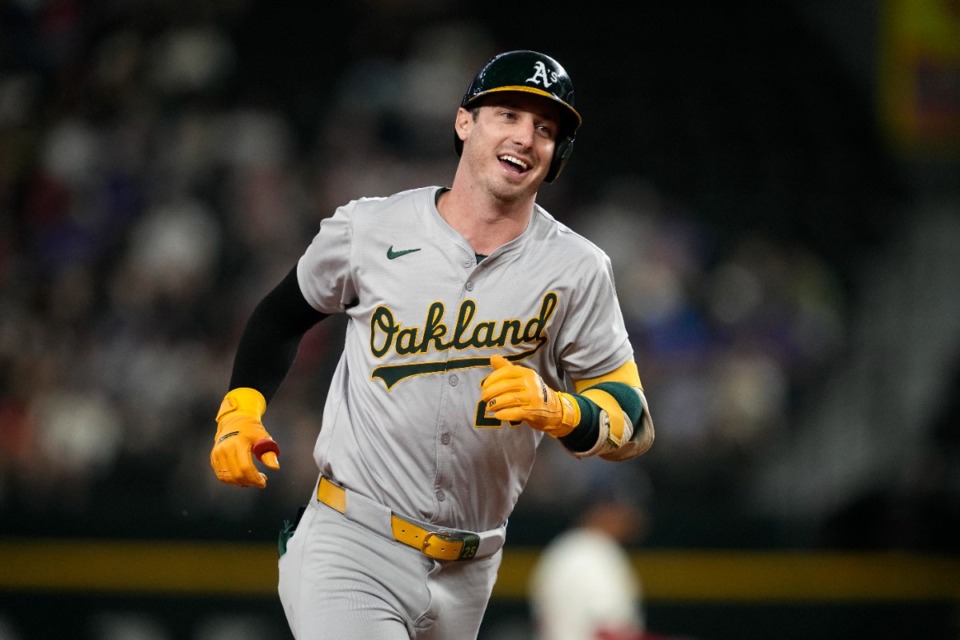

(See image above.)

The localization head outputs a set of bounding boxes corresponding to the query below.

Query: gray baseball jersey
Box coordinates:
[295,185,633,533]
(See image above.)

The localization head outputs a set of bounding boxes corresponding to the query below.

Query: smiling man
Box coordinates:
[209,50,655,640]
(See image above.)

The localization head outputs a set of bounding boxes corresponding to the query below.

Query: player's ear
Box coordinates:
[454,107,473,146]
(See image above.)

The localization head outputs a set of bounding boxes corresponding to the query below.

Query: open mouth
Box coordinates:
[498,154,529,174]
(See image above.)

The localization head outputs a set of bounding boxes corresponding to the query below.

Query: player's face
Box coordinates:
[456,93,562,199]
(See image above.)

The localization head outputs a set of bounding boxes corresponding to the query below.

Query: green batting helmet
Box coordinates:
[454,50,582,183]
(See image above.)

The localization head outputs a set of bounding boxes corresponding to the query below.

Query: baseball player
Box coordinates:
[209,50,655,640]
[529,459,651,640]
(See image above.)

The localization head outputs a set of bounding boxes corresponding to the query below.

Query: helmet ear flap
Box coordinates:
[545,135,575,183]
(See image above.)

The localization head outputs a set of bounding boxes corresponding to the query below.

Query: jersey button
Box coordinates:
[436,490,445,502]
[449,374,459,386]
[465,281,474,291]
[462,259,473,268]
[441,433,451,445]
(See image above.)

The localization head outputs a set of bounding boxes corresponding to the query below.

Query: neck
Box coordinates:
[437,182,535,256]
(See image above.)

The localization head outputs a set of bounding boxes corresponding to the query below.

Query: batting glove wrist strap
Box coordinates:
[216,387,267,421]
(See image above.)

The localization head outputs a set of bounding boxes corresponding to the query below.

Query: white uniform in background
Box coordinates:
[530,526,645,640]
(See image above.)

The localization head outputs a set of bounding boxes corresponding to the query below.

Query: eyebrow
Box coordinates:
[485,96,563,126]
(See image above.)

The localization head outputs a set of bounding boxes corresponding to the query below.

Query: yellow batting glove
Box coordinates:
[480,355,581,438]
[210,387,280,488]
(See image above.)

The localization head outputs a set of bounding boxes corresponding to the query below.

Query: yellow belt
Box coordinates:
[316,476,481,561]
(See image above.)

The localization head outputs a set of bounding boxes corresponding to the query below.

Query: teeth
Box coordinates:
[499,155,528,170]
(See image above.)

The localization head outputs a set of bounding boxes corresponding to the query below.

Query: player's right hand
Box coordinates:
[210,387,280,488]
[480,355,581,438]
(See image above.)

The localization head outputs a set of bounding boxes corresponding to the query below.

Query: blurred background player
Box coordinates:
[528,458,692,640]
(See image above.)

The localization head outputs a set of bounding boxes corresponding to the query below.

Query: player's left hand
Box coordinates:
[480,355,580,437]
[210,387,280,488]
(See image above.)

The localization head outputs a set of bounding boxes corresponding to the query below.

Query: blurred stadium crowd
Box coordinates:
[0,0,958,556]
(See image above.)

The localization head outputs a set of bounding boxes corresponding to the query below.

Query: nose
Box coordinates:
[511,115,537,147]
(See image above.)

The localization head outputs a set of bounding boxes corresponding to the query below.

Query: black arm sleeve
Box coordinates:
[228,265,328,402]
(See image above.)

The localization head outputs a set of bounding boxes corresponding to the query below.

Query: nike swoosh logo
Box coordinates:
[387,245,422,260]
